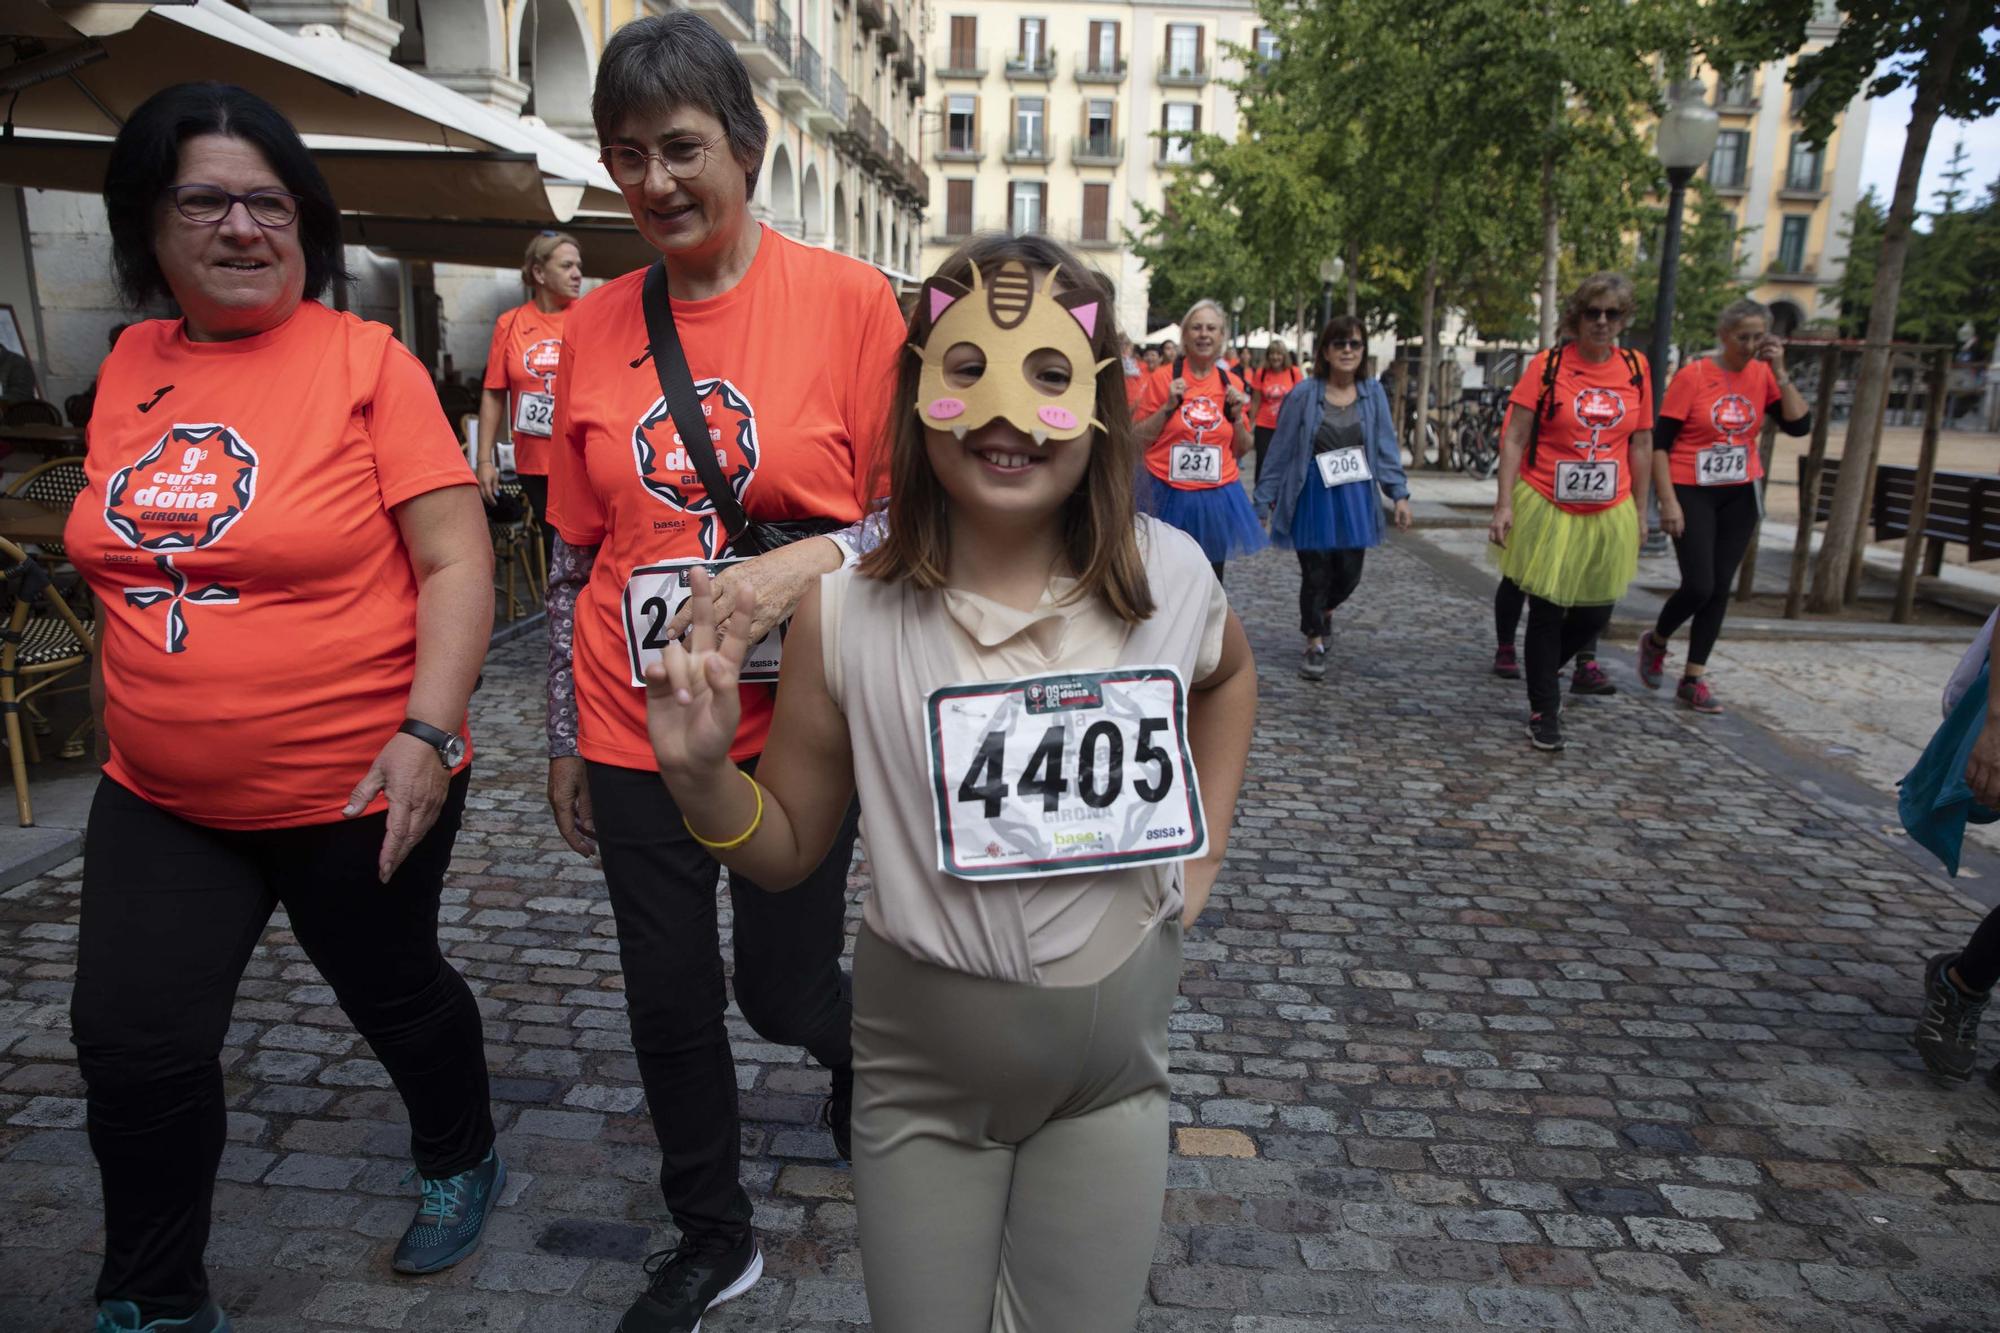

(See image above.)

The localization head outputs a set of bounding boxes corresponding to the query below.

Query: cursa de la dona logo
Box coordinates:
[1710,392,1756,443]
[631,378,759,557]
[523,336,562,385]
[1178,393,1224,443]
[103,423,258,654]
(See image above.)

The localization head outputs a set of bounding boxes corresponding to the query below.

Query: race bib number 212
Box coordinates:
[927,667,1207,879]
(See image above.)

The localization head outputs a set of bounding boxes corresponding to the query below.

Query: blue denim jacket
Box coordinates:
[1253,376,1408,545]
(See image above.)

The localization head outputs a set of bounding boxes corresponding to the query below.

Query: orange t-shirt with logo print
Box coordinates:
[548,227,905,770]
[1660,355,1781,489]
[483,302,567,477]
[1249,365,1301,430]
[1507,346,1654,514]
[1136,362,1248,489]
[65,301,477,829]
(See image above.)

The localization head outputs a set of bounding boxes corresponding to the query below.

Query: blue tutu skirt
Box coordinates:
[1289,468,1382,552]
[1144,475,1268,563]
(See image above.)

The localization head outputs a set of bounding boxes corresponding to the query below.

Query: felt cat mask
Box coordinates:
[913,260,1113,445]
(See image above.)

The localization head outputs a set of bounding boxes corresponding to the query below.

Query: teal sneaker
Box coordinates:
[94,1300,231,1332]
[392,1148,505,1275]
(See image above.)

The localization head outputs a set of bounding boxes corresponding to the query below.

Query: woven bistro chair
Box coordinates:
[7,456,87,565]
[490,478,546,621]
[1,399,64,428]
[0,537,95,825]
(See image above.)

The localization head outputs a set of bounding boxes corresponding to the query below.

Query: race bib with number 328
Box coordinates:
[1316,446,1371,488]
[927,667,1207,879]
[1696,445,1749,486]
[621,558,783,687]
[513,391,555,438]
[1169,444,1223,485]
[1554,460,1618,505]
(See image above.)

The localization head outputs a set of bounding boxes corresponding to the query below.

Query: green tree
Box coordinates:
[1630,182,1756,355]
[1833,187,1884,337]
[1732,0,2000,610]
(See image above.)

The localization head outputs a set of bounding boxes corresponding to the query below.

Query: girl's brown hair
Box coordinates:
[859,233,1155,623]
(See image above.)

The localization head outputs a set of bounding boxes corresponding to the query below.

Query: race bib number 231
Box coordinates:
[928,667,1207,879]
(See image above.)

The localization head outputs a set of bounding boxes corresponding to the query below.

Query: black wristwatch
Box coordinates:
[398,718,467,769]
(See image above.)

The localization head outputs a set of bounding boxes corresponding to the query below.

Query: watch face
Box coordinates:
[442,734,468,767]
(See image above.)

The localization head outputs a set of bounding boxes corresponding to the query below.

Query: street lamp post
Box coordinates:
[1644,79,1720,553]
[1317,255,1342,340]
[1230,294,1246,349]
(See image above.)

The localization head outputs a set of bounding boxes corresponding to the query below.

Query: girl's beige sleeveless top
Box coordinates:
[821,516,1227,986]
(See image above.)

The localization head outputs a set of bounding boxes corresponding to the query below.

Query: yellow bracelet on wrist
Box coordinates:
[684,769,764,852]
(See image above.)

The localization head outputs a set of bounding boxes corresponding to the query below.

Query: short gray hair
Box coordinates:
[1717,297,1770,333]
[593,13,769,196]
[1181,298,1227,330]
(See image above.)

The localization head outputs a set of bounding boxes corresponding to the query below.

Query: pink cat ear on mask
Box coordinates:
[1067,302,1098,337]
[929,287,958,323]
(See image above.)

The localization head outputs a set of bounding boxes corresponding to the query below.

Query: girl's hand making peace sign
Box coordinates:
[645,565,749,780]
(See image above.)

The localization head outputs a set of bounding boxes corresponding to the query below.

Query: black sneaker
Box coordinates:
[1300,645,1327,681]
[1911,951,1989,1081]
[93,1300,231,1332]
[820,1063,853,1162]
[1526,712,1564,751]
[1570,660,1617,696]
[618,1232,763,1333]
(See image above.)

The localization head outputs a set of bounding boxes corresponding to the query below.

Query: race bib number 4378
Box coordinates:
[927,667,1207,879]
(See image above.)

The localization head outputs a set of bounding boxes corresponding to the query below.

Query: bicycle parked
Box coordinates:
[1449,386,1505,479]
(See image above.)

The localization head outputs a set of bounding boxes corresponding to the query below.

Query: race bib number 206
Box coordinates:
[927,667,1206,879]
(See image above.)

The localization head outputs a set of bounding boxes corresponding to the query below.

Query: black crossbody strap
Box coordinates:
[640,262,761,555]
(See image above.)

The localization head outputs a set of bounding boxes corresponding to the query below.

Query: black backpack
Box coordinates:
[1527,341,1646,469]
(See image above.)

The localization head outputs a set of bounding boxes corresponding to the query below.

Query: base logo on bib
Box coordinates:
[103,424,259,653]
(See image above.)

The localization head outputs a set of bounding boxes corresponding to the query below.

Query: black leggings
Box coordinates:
[518,472,557,569]
[72,771,490,1322]
[1251,424,1275,475]
[1655,482,1759,668]
[1525,597,1615,717]
[1298,550,1365,637]
[1497,577,1597,661]
[587,761,857,1246]
[1957,904,2000,993]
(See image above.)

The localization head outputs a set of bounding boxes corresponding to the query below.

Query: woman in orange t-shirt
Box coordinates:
[1246,342,1301,477]
[65,85,499,1332]
[1487,272,1654,751]
[1636,299,1811,713]
[542,17,903,1323]
[1132,299,1267,581]
[475,230,583,555]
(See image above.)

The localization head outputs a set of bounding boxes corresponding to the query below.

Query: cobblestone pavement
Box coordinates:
[4,538,1999,1332]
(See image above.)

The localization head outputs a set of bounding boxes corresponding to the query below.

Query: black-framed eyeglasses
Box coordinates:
[1325,339,1364,351]
[1582,306,1626,323]
[166,184,300,228]
[599,135,726,187]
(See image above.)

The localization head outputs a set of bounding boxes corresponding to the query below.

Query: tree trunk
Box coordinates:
[1294,294,1308,361]
[1414,260,1440,469]
[1344,237,1359,317]
[1809,0,1972,612]
[1538,146,1561,348]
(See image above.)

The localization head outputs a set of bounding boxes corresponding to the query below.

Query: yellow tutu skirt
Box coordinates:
[1488,481,1638,606]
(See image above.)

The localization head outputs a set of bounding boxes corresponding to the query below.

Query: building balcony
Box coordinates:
[1066,220,1118,250]
[904,156,928,199]
[933,214,992,244]
[877,9,899,55]
[1764,252,1820,282]
[1074,53,1127,83]
[936,46,987,78]
[935,133,985,163]
[779,37,825,113]
[1779,177,1826,201]
[684,0,755,43]
[895,34,916,81]
[1004,49,1057,81]
[812,68,848,134]
[735,12,792,83]
[1002,134,1053,165]
[1158,55,1209,86]
[870,121,891,164]
[838,101,877,157]
[912,56,926,97]
[1071,134,1123,165]
[853,0,882,33]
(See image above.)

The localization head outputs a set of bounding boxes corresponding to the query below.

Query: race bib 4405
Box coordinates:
[927,667,1206,879]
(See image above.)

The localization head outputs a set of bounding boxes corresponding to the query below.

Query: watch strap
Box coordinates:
[398,718,456,753]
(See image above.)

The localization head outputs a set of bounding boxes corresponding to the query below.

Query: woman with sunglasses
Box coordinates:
[1488,273,1653,751]
[66,83,499,1333]
[475,230,585,557]
[1256,316,1411,678]
[1637,298,1810,713]
[544,17,904,1332]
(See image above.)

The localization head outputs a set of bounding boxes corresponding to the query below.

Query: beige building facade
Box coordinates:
[920,0,1258,338]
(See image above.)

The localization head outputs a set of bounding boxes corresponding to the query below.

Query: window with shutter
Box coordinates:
[1083,183,1109,241]
[946,179,973,235]
[949,16,976,70]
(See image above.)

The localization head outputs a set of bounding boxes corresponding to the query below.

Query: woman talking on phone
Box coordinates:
[1636,299,1810,713]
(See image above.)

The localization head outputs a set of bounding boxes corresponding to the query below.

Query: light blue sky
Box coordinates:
[1858,88,1998,218]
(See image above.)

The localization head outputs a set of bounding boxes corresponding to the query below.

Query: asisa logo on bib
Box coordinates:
[1710,392,1756,442]
[103,423,259,653]
[631,379,759,535]
[1179,393,1224,443]
[522,337,562,385]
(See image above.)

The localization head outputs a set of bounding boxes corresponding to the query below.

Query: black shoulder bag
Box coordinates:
[640,262,847,557]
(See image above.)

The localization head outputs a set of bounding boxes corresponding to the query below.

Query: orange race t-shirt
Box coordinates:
[548,227,904,770]
[1136,362,1248,489]
[483,301,567,476]
[1507,345,1654,514]
[66,301,476,829]
[1249,365,1301,430]
[1660,355,1781,490]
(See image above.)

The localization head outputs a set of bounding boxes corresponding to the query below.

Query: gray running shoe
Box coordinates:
[1300,645,1327,680]
[1911,951,1988,1081]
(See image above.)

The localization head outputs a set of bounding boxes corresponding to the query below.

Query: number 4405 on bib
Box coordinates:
[926,667,1207,879]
